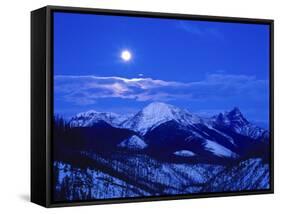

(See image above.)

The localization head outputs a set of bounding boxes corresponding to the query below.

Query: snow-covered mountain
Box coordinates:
[122,102,202,135]
[53,102,270,201]
[69,110,130,128]
[69,103,268,142]
[211,107,268,140]
[66,102,268,160]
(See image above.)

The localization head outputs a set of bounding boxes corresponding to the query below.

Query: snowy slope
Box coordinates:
[174,150,196,157]
[203,158,269,192]
[118,135,148,150]
[203,140,239,158]
[53,161,150,201]
[53,155,269,201]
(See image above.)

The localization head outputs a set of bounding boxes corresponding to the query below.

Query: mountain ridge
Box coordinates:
[69,102,268,140]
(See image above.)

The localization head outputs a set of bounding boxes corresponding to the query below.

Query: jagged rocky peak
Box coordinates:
[229,107,242,114]
[227,107,248,121]
[213,107,248,126]
[212,107,268,140]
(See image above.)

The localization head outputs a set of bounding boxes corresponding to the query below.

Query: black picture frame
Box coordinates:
[31,5,274,208]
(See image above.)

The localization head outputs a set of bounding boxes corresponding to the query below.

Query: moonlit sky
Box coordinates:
[53,12,270,127]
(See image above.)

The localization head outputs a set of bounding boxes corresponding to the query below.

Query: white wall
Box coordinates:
[0,0,279,212]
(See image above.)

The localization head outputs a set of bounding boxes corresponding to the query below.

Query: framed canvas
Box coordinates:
[31,5,274,207]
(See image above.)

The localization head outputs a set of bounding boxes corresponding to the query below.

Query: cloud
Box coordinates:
[177,21,225,40]
[54,73,268,105]
[178,21,203,35]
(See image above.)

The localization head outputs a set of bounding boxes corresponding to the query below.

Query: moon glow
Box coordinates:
[121,50,132,61]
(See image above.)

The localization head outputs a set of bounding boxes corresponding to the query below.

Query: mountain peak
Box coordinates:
[228,107,242,116]
[146,101,168,106]
[142,102,179,116]
[144,102,175,110]
[212,107,268,140]
[226,107,248,123]
[212,107,250,129]
[122,102,201,134]
[76,109,100,118]
[70,110,127,127]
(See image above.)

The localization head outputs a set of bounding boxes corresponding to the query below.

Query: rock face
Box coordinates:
[53,102,270,201]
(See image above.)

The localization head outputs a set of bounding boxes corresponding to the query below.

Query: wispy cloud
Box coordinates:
[54,73,268,105]
[177,21,225,40]
[178,21,203,35]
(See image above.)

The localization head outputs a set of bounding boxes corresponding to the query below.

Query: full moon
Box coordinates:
[121,50,132,61]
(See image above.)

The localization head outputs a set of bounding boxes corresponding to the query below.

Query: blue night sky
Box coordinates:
[53,12,270,127]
